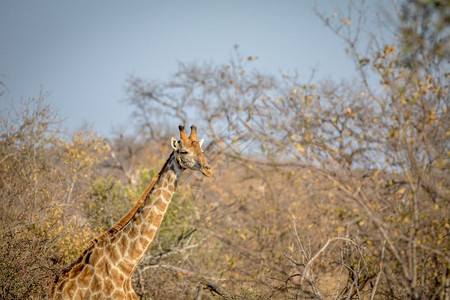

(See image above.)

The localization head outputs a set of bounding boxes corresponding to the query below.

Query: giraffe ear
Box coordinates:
[171,137,179,150]
[198,139,204,148]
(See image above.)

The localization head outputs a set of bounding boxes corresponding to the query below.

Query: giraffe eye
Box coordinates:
[180,150,189,155]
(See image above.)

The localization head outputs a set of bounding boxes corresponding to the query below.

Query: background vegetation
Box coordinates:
[1,0,448,299]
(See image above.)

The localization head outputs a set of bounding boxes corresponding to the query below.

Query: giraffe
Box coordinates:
[52,125,212,299]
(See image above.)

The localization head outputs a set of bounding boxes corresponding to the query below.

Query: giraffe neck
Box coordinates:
[51,152,184,299]
[112,151,183,274]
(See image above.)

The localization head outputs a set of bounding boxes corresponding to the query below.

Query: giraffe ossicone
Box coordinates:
[52,125,212,299]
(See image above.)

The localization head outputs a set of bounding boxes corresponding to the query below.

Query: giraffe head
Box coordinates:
[171,125,213,177]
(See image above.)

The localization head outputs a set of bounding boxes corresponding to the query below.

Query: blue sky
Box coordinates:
[0,0,386,136]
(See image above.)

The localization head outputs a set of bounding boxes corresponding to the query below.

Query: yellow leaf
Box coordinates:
[397,187,405,195]
[288,245,294,253]
[373,169,381,178]
[295,143,306,155]
[383,45,395,55]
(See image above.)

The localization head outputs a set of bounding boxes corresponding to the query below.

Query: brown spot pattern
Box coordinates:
[141,224,156,239]
[129,226,139,239]
[155,198,168,212]
[103,279,115,294]
[105,245,120,262]
[62,280,76,299]
[118,260,133,275]
[118,236,129,255]
[76,266,93,287]
[90,274,103,292]
[162,190,171,199]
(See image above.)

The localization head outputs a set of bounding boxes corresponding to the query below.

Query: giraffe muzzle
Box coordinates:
[201,165,213,177]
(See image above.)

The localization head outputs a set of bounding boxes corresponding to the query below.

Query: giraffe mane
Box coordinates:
[92,177,157,240]
[91,151,175,244]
